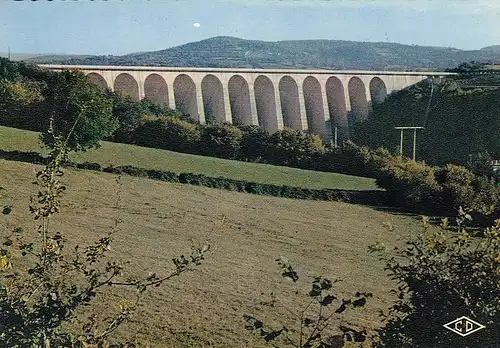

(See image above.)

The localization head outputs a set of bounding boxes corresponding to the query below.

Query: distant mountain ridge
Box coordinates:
[25,36,500,71]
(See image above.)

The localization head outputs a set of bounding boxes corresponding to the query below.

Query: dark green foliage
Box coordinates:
[139,99,180,118]
[40,70,118,152]
[76,161,102,171]
[434,164,476,214]
[107,91,146,143]
[0,79,45,131]
[200,123,243,159]
[108,94,182,144]
[353,76,500,167]
[371,214,500,348]
[238,125,270,162]
[0,60,119,151]
[0,57,23,81]
[145,169,179,182]
[134,116,201,153]
[0,150,48,165]
[266,129,323,167]
[327,142,500,222]
[376,157,439,211]
[447,60,488,73]
[466,151,494,177]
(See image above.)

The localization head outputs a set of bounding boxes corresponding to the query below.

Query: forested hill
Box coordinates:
[26,36,500,71]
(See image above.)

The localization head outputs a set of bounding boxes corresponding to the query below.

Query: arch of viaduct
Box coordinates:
[39,65,454,141]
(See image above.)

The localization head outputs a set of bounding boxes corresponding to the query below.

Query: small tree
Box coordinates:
[0,124,209,347]
[107,91,145,144]
[40,70,118,153]
[466,151,494,178]
[134,115,201,153]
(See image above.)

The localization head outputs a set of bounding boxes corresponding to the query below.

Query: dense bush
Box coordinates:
[376,157,439,211]
[330,142,500,220]
[0,79,44,130]
[0,60,118,152]
[266,129,325,168]
[200,123,243,159]
[434,164,476,214]
[107,91,147,143]
[238,125,270,162]
[109,94,183,144]
[466,151,494,177]
[76,161,102,171]
[134,116,201,153]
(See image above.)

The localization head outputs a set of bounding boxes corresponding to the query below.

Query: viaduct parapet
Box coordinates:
[39,65,455,141]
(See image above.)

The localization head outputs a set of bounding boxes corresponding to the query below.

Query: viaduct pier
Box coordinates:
[39,65,454,141]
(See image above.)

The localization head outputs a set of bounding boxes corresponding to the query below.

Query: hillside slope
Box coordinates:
[0,158,419,347]
[352,75,500,165]
[27,36,500,71]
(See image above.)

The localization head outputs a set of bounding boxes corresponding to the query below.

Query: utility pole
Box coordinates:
[394,126,425,160]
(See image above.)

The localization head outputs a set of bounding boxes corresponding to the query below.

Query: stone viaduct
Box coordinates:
[39,65,453,142]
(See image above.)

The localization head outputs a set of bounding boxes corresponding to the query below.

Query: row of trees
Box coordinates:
[0,58,327,168]
[0,58,180,153]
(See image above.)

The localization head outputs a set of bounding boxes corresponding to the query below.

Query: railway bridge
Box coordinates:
[39,65,454,141]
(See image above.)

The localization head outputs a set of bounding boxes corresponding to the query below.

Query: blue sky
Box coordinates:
[1,0,500,55]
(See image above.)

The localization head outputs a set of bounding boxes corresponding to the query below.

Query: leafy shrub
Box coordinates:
[0,79,44,130]
[0,150,48,165]
[238,125,270,162]
[145,169,178,182]
[200,123,243,159]
[139,98,180,118]
[266,129,322,168]
[370,214,500,348]
[134,116,201,153]
[466,151,494,177]
[107,91,147,143]
[434,164,476,214]
[376,156,439,211]
[109,94,183,144]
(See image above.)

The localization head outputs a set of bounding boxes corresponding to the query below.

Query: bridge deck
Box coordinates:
[38,64,456,76]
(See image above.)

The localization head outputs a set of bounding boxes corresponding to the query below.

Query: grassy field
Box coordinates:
[0,159,423,347]
[0,126,380,191]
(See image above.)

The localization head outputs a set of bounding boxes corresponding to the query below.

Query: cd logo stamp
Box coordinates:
[443,316,485,337]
